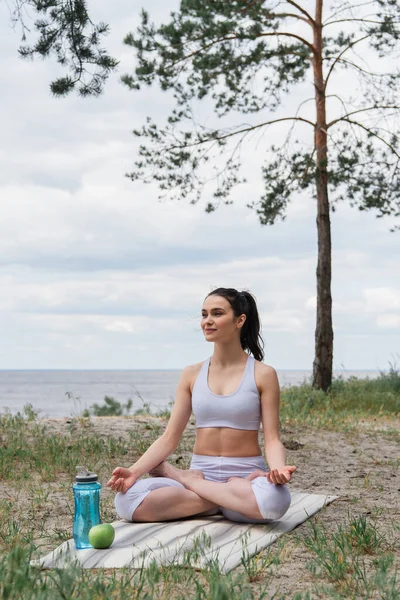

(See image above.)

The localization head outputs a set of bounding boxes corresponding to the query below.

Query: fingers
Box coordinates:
[107,467,130,490]
[107,468,126,491]
[112,467,126,476]
[115,479,125,493]
[107,470,120,485]
[107,477,126,492]
[266,465,297,485]
[267,469,289,485]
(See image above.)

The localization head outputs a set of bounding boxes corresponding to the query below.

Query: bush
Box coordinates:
[86,396,133,417]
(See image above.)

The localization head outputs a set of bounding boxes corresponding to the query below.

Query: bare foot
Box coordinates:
[149,461,204,485]
[149,462,174,478]
[227,470,267,483]
[245,470,268,482]
[182,469,205,482]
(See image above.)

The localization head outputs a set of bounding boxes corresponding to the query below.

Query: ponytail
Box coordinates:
[207,288,265,361]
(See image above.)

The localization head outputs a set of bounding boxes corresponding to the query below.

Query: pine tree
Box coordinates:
[8,1,400,389]
[121,1,400,390]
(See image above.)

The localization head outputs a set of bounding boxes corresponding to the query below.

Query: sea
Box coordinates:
[0,369,381,418]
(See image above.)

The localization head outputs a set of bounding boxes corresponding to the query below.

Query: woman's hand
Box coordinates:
[107,467,137,493]
[266,466,296,485]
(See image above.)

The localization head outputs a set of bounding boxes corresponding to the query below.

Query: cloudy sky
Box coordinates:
[0,0,398,371]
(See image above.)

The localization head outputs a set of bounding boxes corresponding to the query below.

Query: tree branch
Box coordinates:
[166,31,315,70]
[328,106,400,129]
[258,31,315,52]
[264,11,312,25]
[340,118,400,158]
[326,56,395,79]
[67,0,84,80]
[165,116,315,152]
[324,18,400,26]
[323,0,377,24]
[286,0,315,24]
[324,34,372,90]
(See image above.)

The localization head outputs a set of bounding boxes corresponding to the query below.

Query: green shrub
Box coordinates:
[88,396,133,417]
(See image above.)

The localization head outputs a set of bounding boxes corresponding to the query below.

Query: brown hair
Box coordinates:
[206,287,264,361]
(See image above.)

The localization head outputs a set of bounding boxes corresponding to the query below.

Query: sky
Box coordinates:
[0,0,399,371]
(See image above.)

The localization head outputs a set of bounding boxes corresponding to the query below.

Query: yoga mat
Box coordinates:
[33,492,337,573]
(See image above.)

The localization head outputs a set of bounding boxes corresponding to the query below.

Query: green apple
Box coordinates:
[88,523,115,549]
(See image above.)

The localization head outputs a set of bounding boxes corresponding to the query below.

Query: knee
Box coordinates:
[269,485,291,520]
[242,496,262,520]
[252,478,291,521]
[114,491,133,521]
[114,481,146,521]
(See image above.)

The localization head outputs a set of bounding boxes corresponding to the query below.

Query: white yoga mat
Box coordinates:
[33,492,337,573]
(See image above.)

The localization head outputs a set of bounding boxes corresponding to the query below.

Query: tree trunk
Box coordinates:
[312,0,333,391]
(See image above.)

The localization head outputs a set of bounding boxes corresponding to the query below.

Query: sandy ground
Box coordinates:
[4,416,400,596]
[44,418,400,589]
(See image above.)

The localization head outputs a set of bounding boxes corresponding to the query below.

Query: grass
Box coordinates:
[0,552,278,600]
[293,515,399,599]
[280,365,400,429]
[0,370,399,598]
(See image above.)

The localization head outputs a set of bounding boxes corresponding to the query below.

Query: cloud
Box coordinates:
[377,314,400,329]
[0,1,398,370]
[261,311,305,332]
[364,288,400,313]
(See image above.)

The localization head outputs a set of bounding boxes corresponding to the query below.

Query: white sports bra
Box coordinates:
[191,355,261,430]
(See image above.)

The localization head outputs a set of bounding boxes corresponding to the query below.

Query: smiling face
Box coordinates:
[201,295,246,343]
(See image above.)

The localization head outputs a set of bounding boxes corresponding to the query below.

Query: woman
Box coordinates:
[107,288,296,523]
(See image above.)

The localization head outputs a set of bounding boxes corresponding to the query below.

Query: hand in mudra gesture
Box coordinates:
[267,466,296,485]
[107,467,137,493]
[246,465,296,485]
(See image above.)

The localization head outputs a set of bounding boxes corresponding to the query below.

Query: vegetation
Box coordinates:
[0,517,397,598]
[76,363,400,425]
[121,0,400,391]
[0,372,399,598]
[84,396,133,417]
[293,516,399,599]
[7,0,118,96]
[280,367,400,429]
[77,395,173,419]
[6,1,400,391]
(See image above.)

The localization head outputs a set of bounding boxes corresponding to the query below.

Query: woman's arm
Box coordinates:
[130,365,193,476]
[259,364,296,485]
[107,365,194,492]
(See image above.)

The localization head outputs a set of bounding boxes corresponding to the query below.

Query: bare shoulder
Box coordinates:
[180,360,205,393]
[254,360,279,393]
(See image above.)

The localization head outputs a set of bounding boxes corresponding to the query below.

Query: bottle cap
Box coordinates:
[75,465,98,483]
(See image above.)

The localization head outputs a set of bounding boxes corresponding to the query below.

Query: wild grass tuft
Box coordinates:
[280,363,400,428]
[300,514,399,598]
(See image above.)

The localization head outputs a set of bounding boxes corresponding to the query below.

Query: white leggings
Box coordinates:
[115,454,291,524]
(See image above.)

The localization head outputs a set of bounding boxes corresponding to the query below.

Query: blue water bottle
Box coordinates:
[73,466,101,549]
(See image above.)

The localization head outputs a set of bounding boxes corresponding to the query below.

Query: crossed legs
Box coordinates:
[132,462,264,522]
[132,485,219,522]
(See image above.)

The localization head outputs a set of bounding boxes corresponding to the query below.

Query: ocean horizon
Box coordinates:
[0,368,383,418]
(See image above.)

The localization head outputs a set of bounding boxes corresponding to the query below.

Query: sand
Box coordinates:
[2,415,399,596]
